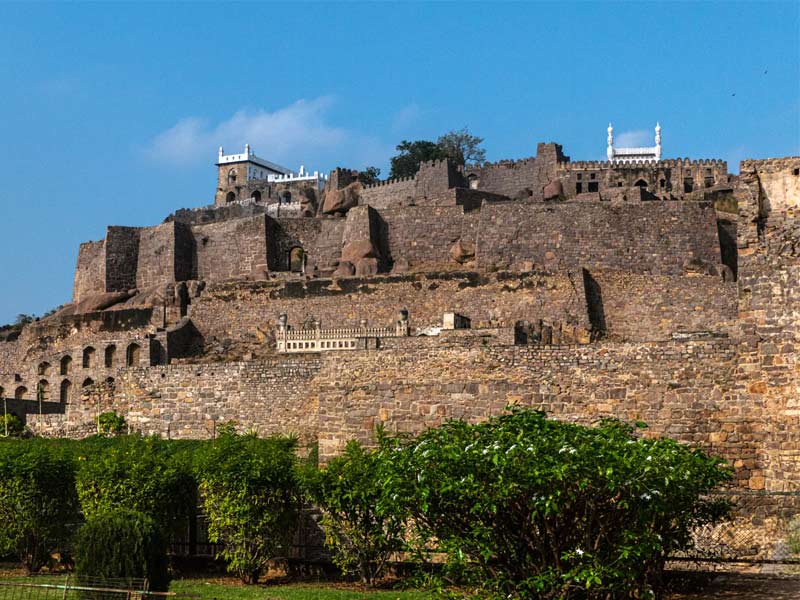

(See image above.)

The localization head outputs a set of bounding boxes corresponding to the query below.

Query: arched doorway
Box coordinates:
[126,343,141,367]
[14,386,27,400]
[83,346,96,368]
[60,355,72,375]
[634,179,648,188]
[289,247,305,273]
[251,190,262,202]
[105,345,116,368]
[60,380,72,403]
[226,191,236,203]
[38,362,50,376]
[82,378,94,389]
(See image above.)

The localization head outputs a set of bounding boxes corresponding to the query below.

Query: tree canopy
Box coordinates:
[388,128,487,179]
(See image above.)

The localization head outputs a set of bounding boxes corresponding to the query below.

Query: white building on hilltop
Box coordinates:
[607,123,662,163]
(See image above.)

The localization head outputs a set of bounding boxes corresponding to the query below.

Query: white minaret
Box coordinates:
[218,146,224,159]
[654,122,662,160]
[606,123,614,161]
[244,143,251,157]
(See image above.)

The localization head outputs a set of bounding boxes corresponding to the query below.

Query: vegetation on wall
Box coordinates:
[388,128,486,179]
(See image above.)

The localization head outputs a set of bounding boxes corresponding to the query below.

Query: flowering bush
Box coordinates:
[379,408,732,599]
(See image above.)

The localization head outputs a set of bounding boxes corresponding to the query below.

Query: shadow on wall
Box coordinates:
[582,269,607,340]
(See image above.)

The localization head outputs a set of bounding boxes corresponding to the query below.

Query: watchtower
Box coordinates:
[214,144,293,206]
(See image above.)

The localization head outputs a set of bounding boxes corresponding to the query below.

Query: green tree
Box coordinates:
[75,435,195,536]
[381,408,732,599]
[75,508,170,593]
[357,166,381,186]
[0,440,80,572]
[303,440,406,586]
[193,432,301,584]
[389,140,447,179]
[437,127,486,167]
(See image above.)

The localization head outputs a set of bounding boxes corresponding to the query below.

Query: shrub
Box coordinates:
[74,508,170,592]
[381,408,732,599]
[97,411,126,436]
[1,413,25,437]
[304,440,406,586]
[0,439,80,572]
[193,432,300,584]
[75,436,195,536]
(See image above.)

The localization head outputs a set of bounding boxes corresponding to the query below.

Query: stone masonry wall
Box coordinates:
[25,334,790,493]
[379,206,467,269]
[589,270,738,341]
[73,240,106,302]
[194,215,269,281]
[104,227,140,294]
[477,201,722,274]
[187,271,590,344]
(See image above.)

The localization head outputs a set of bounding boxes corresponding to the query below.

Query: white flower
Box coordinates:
[507,444,517,453]
[575,548,585,556]
[646,456,652,461]
[641,493,652,500]
[569,448,577,454]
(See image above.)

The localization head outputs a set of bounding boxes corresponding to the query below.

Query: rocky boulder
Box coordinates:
[354,257,379,277]
[542,179,563,201]
[332,261,356,278]
[322,181,362,215]
[450,239,476,265]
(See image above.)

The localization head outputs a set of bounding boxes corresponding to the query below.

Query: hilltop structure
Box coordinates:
[1,127,799,544]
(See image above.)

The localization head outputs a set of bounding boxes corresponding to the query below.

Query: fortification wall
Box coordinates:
[194,215,269,281]
[556,158,730,198]
[477,201,722,274]
[73,241,106,302]
[187,271,590,344]
[379,206,467,269]
[137,222,178,290]
[28,357,323,442]
[588,270,738,341]
[104,227,140,294]
[360,176,416,208]
[25,333,795,492]
[267,217,345,273]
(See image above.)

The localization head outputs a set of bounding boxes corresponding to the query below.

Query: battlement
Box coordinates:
[363,174,416,189]
[558,158,728,170]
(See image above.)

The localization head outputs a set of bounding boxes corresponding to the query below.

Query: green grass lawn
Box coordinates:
[170,578,434,600]
[0,570,434,600]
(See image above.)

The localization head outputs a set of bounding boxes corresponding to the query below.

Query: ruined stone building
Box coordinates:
[1,127,799,517]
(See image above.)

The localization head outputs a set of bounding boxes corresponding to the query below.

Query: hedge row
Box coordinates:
[0,409,732,598]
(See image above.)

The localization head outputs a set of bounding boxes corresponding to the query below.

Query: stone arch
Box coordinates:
[82,378,94,388]
[60,355,72,376]
[289,247,305,273]
[251,190,262,202]
[226,191,236,203]
[37,380,49,401]
[14,386,27,400]
[38,361,51,376]
[634,179,648,188]
[105,345,116,368]
[60,380,72,403]
[126,343,141,367]
[227,169,237,185]
[82,346,96,368]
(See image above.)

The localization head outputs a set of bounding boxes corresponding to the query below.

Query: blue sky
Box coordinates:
[0,1,798,325]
